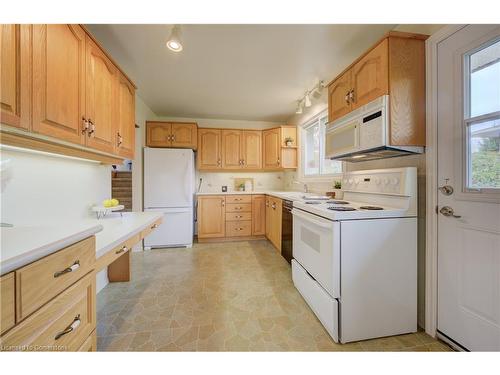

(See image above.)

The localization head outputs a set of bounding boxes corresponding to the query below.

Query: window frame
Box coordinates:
[299,109,343,181]
[462,37,500,193]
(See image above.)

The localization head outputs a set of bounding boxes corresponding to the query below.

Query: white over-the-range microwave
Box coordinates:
[325,95,424,162]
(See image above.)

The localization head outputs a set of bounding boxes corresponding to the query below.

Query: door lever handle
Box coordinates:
[439,206,461,218]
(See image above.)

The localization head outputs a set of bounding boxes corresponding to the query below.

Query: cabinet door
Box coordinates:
[242,130,262,169]
[351,38,388,109]
[146,122,172,147]
[32,24,86,145]
[115,73,135,159]
[221,129,242,168]
[269,197,282,251]
[265,197,272,239]
[262,128,281,169]
[197,128,221,169]
[252,195,266,236]
[171,122,197,149]
[0,24,31,129]
[197,196,225,238]
[85,36,116,154]
[328,69,352,123]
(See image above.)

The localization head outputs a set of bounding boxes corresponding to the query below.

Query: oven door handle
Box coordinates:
[291,209,332,229]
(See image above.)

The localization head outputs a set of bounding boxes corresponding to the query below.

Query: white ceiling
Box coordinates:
[87,24,397,122]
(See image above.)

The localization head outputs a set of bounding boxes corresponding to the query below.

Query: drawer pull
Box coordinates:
[55,315,81,340]
[151,223,159,229]
[53,261,80,278]
[116,246,128,255]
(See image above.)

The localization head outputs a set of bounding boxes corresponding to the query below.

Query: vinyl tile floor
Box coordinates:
[96,240,453,352]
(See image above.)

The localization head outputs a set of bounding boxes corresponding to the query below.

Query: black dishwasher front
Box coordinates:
[281,199,293,264]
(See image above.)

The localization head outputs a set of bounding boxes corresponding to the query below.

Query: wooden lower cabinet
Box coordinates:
[251,195,266,236]
[1,272,96,351]
[265,196,282,251]
[0,273,15,335]
[0,236,97,352]
[197,195,226,238]
[197,194,267,241]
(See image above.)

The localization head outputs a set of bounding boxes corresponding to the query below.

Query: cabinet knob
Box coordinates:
[345,92,350,104]
[81,117,89,134]
[88,119,95,136]
[116,245,128,254]
[349,89,355,103]
[221,200,225,207]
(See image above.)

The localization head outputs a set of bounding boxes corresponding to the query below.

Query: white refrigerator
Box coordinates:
[143,148,194,248]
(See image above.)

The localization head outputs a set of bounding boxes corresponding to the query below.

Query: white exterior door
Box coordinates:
[437,25,500,351]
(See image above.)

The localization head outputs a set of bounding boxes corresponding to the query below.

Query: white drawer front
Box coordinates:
[292,259,338,343]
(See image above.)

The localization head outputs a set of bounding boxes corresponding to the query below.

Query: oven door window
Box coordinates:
[292,209,340,298]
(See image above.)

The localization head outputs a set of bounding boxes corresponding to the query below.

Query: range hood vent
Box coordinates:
[331,146,424,162]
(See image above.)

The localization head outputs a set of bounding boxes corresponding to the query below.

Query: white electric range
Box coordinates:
[291,167,418,343]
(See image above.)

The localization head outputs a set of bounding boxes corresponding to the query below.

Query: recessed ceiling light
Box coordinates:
[166,25,183,52]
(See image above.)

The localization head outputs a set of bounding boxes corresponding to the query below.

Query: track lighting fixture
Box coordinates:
[295,80,325,114]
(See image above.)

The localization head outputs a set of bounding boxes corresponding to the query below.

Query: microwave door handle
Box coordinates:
[291,209,332,229]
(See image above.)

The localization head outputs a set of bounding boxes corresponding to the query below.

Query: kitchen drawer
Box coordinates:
[225,221,252,237]
[16,236,95,321]
[225,203,252,213]
[1,272,96,351]
[225,195,251,204]
[225,212,252,221]
[0,272,15,335]
[140,218,163,240]
[78,330,97,352]
[95,233,140,272]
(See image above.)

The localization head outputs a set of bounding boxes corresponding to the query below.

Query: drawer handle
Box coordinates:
[54,260,80,278]
[151,223,158,229]
[116,245,128,255]
[55,315,81,340]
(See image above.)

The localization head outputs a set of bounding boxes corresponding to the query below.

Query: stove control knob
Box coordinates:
[383,178,390,185]
[374,177,380,185]
[391,178,399,185]
[354,178,360,185]
[348,179,353,185]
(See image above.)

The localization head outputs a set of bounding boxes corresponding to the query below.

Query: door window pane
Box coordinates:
[469,39,500,117]
[467,117,500,189]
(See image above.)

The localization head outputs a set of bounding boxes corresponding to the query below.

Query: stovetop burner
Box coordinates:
[326,200,349,205]
[359,206,384,210]
[327,206,357,211]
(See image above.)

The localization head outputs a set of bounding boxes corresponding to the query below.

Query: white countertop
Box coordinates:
[0,211,163,276]
[196,190,308,201]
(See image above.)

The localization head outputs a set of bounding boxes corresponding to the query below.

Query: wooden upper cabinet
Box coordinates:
[242,130,262,169]
[171,122,197,149]
[146,121,172,147]
[32,24,86,145]
[85,36,117,154]
[327,32,426,146]
[197,196,225,238]
[351,38,389,109]
[115,72,135,159]
[328,70,352,123]
[146,121,197,149]
[221,130,242,168]
[0,24,31,130]
[197,128,221,169]
[262,128,281,169]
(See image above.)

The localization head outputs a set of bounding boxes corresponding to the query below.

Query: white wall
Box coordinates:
[154,115,283,130]
[0,148,111,225]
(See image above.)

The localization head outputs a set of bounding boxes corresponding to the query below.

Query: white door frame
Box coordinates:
[424,24,468,337]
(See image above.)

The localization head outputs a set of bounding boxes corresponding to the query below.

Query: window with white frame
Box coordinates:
[301,111,342,177]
